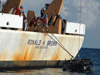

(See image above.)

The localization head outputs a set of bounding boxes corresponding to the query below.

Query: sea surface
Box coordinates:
[0,48,100,75]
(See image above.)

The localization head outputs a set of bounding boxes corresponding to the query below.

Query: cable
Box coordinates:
[31,19,74,59]
[80,0,82,24]
[46,30,74,59]
[89,0,97,10]
[77,0,82,59]
[47,33,74,59]
[0,0,1,11]
[44,32,60,60]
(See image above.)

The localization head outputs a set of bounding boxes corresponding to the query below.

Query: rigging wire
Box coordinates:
[46,32,60,60]
[0,0,1,11]
[89,0,97,9]
[47,29,74,59]
[80,0,82,24]
[47,33,74,59]
[89,0,100,15]
[77,0,82,59]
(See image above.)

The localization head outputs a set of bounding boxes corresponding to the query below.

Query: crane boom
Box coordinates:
[1,0,23,14]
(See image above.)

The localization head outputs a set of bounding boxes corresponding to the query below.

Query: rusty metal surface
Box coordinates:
[1,0,23,14]
[27,0,64,34]
[0,29,84,62]
[0,61,63,68]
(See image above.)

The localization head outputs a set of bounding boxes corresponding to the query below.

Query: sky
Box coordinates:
[1,0,100,49]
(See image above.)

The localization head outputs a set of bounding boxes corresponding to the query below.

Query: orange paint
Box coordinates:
[13,46,31,61]
[51,50,60,60]
[31,48,36,60]
[13,55,22,61]
[13,52,24,61]
[13,46,29,61]
[0,55,1,59]
[24,46,29,60]
[29,46,34,60]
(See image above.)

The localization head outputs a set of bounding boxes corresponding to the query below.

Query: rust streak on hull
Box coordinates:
[0,30,84,61]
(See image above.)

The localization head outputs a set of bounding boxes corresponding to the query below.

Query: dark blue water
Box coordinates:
[0,48,100,75]
[79,48,100,75]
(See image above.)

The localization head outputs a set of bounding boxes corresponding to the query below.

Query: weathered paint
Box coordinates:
[0,61,64,68]
[1,0,23,14]
[0,29,84,62]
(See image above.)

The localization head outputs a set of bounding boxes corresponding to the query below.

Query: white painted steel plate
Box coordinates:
[65,22,86,35]
[0,29,84,61]
[0,13,23,28]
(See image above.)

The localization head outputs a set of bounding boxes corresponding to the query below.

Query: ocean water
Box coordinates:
[0,48,100,75]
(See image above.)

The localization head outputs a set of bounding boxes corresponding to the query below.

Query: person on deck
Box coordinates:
[15,5,27,31]
[33,17,40,32]
[15,5,24,15]
[22,11,27,31]
[27,17,40,32]
[42,14,48,32]
[41,8,45,17]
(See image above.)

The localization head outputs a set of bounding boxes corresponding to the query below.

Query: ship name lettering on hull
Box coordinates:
[27,39,41,45]
[27,39,58,49]
[47,41,57,46]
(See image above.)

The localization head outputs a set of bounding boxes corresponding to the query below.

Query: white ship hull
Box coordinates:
[0,29,84,68]
[0,0,86,68]
[0,13,85,68]
[0,30,84,61]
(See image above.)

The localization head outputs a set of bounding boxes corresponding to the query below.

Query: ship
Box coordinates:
[0,0,86,68]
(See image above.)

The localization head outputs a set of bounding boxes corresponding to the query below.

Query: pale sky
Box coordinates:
[1,0,100,49]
